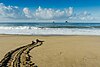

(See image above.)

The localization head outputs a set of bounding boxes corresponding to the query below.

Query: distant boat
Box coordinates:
[65,21,68,23]
[53,21,55,23]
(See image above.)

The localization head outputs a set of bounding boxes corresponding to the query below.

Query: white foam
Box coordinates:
[0,26,100,35]
[0,26,41,30]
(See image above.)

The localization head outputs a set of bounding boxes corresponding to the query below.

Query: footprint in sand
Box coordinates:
[0,39,44,67]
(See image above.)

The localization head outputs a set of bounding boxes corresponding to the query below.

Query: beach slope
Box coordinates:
[0,35,100,67]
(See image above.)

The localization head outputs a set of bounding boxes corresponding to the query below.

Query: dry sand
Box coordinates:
[0,35,100,67]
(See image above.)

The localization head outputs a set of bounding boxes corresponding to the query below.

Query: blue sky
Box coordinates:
[0,0,100,22]
[0,0,100,8]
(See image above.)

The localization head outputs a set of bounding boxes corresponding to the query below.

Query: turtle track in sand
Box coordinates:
[0,39,44,67]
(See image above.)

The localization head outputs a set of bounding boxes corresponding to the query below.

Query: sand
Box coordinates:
[0,35,100,67]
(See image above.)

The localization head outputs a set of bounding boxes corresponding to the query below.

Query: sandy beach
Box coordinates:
[0,35,100,67]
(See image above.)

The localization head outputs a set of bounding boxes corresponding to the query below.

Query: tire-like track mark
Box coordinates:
[0,39,44,67]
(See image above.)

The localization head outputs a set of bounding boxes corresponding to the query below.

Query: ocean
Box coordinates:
[0,22,100,35]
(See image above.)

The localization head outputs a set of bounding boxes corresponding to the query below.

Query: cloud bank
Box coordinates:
[0,3,25,19]
[0,3,94,22]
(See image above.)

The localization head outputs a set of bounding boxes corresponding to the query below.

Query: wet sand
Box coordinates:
[0,35,100,67]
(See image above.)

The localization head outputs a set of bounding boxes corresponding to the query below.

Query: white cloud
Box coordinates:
[34,6,66,20]
[34,6,54,20]
[76,11,94,21]
[0,3,25,19]
[33,6,75,20]
[23,7,33,18]
[0,3,95,21]
[65,7,73,16]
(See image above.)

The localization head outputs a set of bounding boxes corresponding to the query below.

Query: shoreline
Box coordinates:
[1,34,100,36]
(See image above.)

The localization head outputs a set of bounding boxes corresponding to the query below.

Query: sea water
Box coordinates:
[0,22,100,35]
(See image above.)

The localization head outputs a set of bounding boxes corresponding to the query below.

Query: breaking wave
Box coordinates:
[0,23,100,35]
